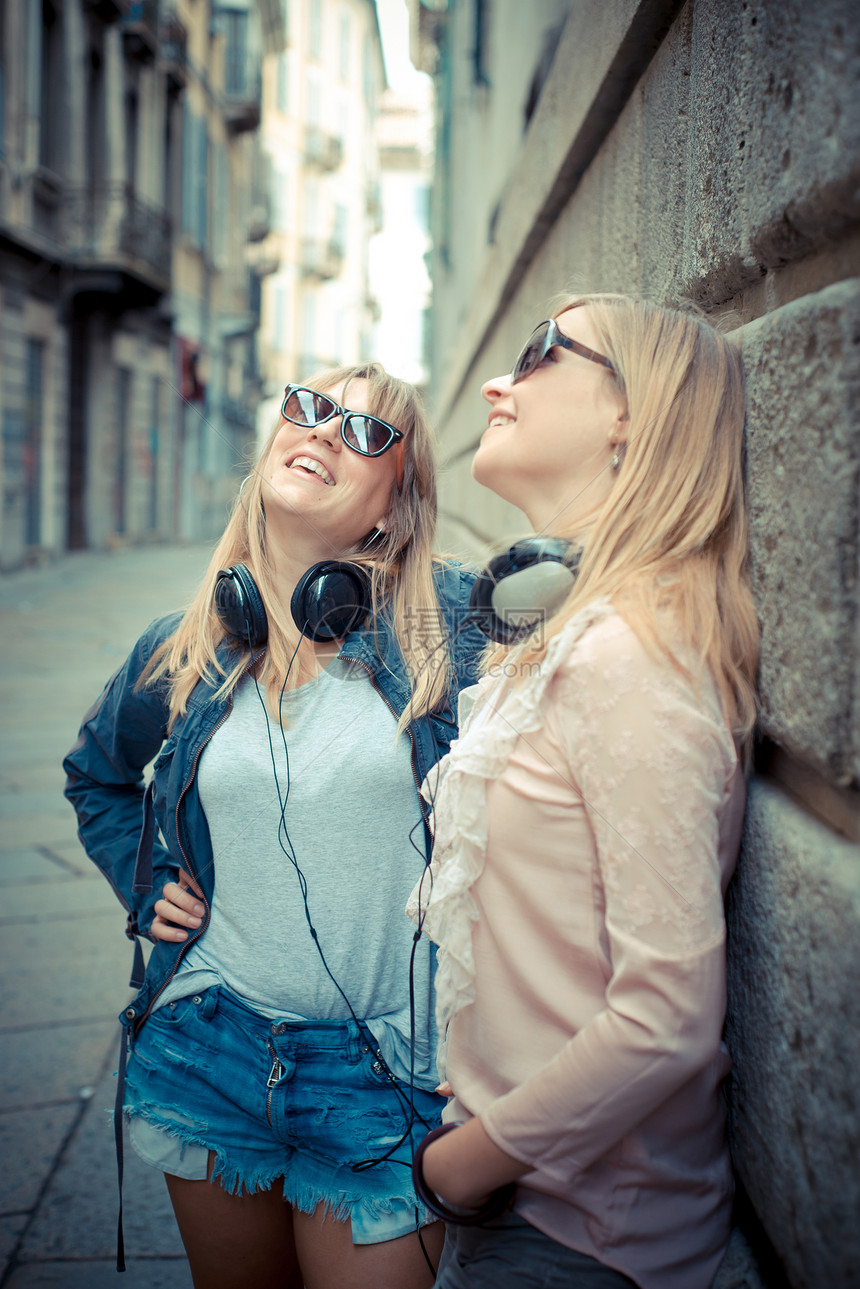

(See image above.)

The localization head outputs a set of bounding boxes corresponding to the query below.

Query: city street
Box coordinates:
[0,544,212,1287]
[0,542,764,1289]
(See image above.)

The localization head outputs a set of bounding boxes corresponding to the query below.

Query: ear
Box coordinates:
[609,406,629,448]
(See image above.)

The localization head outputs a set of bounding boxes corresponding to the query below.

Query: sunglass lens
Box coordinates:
[283,387,336,425]
[512,324,550,383]
[343,416,391,455]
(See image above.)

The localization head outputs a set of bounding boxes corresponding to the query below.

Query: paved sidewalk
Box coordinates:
[0,544,213,1288]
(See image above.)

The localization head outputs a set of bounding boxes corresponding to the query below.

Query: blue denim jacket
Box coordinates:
[63,562,484,1037]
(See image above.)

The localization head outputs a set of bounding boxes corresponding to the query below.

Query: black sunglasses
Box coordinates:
[281,385,404,485]
[512,318,615,384]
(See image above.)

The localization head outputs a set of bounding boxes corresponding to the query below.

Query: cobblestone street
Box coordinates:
[0,544,212,1287]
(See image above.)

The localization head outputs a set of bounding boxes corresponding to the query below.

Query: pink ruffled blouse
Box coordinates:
[409,604,746,1289]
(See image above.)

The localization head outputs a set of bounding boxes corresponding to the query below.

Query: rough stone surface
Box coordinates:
[433,0,860,423]
[726,777,860,1287]
[741,281,860,786]
[712,1228,767,1289]
[685,0,860,304]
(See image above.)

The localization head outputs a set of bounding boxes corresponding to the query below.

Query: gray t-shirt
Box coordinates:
[156,658,437,1088]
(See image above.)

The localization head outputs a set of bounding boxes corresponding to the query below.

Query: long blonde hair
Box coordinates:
[490,294,759,751]
[143,363,451,731]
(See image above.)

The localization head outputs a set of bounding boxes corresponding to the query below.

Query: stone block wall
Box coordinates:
[425,0,860,1283]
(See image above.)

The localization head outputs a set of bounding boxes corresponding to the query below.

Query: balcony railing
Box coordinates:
[122,0,159,60]
[160,11,188,91]
[303,127,343,172]
[299,237,344,281]
[64,184,172,292]
[224,74,262,135]
[83,0,127,22]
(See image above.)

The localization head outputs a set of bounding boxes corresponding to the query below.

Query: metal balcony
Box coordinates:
[121,0,159,60]
[64,184,172,298]
[299,237,345,281]
[303,127,343,172]
[224,78,262,135]
[160,11,188,92]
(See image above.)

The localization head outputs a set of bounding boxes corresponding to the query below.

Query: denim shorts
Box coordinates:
[124,984,443,1245]
[436,1213,638,1288]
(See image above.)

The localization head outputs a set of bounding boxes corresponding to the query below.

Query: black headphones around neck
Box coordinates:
[213,538,579,650]
[214,560,373,646]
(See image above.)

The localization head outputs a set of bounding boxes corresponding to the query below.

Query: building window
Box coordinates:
[212,144,229,264]
[332,202,348,257]
[124,88,139,190]
[39,0,61,170]
[273,280,287,351]
[362,33,375,111]
[301,292,317,367]
[114,368,132,536]
[221,8,249,96]
[182,104,209,251]
[24,338,44,548]
[308,0,321,59]
[149,376,161,532]
[338,12,350,81]
[414,184,430,232]
[473,0,490,87]
[271,161,289,231]
[277,51,288,113]
[85,43,105,193]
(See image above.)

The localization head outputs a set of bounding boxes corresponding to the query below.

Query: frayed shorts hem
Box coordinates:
[123,985,442,1246]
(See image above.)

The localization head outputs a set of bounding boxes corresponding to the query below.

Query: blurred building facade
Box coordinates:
[368,79,433,390]
[0,0,275,569]
[255,0,386,442]
[412,1,860,1285]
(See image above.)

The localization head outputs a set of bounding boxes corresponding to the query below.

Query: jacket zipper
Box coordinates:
[133,650,266,1033]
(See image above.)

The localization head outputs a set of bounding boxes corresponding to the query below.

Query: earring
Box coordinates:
[611,451,621,471]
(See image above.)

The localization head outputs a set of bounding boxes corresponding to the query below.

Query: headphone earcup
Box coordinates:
[214,564,269,648]
[290,561,372,642]
[469,538,580,644]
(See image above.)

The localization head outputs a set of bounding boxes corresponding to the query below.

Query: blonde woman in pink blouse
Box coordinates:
[409,296,759,1289]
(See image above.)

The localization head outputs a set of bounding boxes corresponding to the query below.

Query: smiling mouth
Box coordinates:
[487,416,514,429]
[289,456,336,486]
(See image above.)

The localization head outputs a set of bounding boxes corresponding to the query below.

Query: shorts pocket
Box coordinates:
[149,987,219,1028]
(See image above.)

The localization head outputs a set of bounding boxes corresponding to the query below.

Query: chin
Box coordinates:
[472,454,516,508]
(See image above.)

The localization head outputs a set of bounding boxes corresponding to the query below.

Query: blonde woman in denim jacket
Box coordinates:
[65,364,485,1289]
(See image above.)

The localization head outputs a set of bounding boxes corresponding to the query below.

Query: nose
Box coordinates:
[481,372,513,404]
[306,419,341,451]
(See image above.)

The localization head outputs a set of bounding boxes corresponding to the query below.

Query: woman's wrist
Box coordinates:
[416,1116,529,1217]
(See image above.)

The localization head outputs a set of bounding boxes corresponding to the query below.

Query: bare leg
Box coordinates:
[165,1158,302,1289]
[293,1203,444,1289]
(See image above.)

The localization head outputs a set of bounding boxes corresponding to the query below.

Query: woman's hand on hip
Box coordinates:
[151,867,206,942]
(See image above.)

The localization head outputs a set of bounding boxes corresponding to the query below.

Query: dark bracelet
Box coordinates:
[412,1122,517,1226]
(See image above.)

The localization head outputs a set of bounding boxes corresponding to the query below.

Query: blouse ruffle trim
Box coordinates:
[406,599,614,1077]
